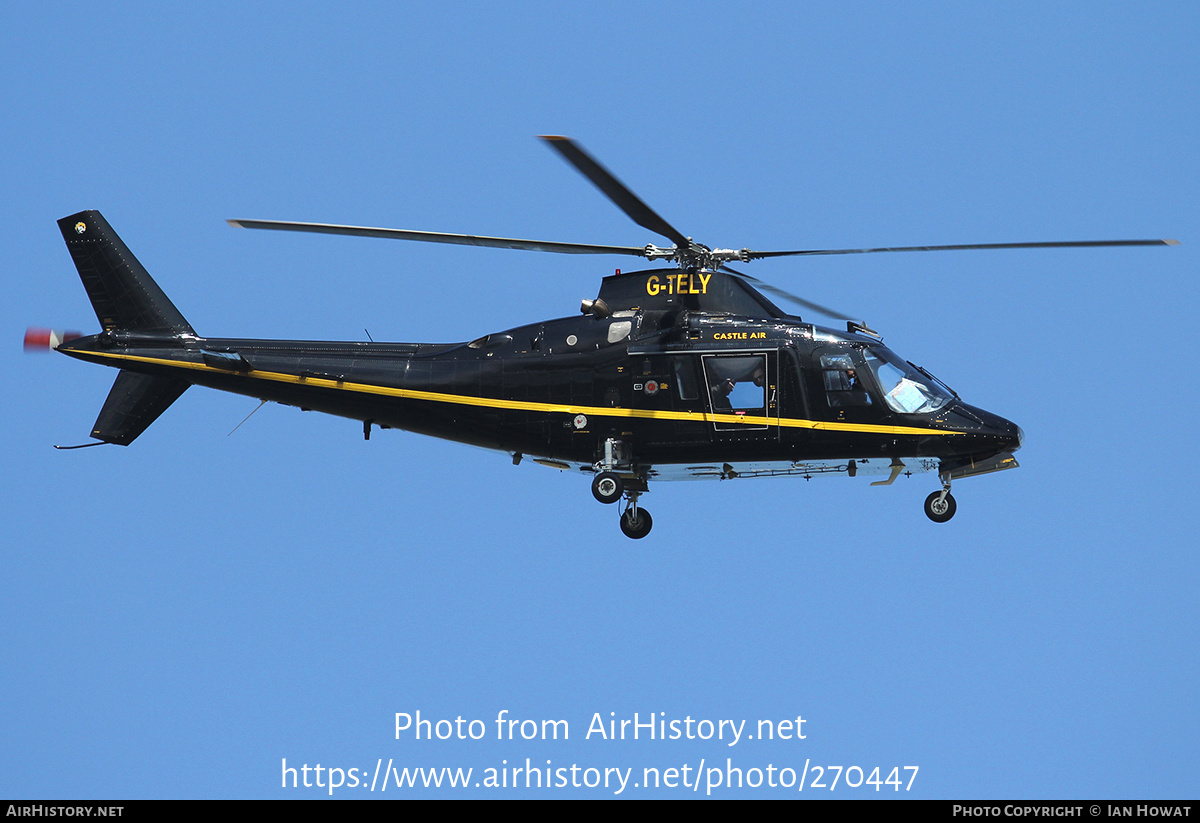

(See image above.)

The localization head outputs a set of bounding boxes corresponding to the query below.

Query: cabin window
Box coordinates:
[703,354,767,428]
[672,357,699,401]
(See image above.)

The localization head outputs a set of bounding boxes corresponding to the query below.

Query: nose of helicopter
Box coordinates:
[982,410,1023,453]
[941,403,1023,455]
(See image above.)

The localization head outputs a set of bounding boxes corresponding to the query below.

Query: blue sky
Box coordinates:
[3,2,1197,799]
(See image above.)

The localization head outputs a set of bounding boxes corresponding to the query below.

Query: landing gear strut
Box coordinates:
[924,477,956,523]
[619,492,653,539]
[592,437,652,538]
[592,437,629,504]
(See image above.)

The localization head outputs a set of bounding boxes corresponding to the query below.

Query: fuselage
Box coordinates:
[56,268,1022,474]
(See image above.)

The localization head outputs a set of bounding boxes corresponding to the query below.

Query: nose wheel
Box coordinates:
[924,487,957,523]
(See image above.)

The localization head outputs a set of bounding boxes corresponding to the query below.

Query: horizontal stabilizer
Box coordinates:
[91,370,190,446]
[58,211,194,334]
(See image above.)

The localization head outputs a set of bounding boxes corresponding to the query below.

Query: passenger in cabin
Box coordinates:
[710,376,735,410]
[710,359,766,413]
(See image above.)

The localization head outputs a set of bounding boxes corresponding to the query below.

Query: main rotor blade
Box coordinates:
[747,238,1179,259]
[540,136,690,248]
[721,266,860,323]
[227,219,650,257]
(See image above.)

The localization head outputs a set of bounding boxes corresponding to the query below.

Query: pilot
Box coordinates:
[845,368,871,405]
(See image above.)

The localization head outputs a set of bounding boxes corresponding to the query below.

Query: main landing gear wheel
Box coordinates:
[620,506,653,539]
[592,471,624,504]
[925,491,957,523]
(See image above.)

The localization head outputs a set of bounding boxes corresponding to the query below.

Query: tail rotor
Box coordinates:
[24,327,82,351]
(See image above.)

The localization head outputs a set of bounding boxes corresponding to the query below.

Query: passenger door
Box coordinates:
[701,351,779,442]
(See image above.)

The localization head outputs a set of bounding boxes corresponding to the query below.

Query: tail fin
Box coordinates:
[57,211,193,445]
[58,210,194,334]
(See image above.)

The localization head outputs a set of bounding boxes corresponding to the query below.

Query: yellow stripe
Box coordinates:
[79,350,961,437]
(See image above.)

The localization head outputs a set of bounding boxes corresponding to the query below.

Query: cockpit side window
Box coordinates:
[820,353,872,407]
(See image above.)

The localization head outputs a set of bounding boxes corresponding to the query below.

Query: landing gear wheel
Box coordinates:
[620,507,653,539]
[925,491,957,523]
[592,471,624,504]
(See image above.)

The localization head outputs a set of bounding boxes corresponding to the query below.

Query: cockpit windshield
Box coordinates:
[862,346,954,415]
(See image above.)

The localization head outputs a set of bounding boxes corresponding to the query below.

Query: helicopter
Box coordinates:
[28,136,1176,538]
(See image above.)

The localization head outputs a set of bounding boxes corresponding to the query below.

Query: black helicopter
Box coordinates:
[31,137,1175,538]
